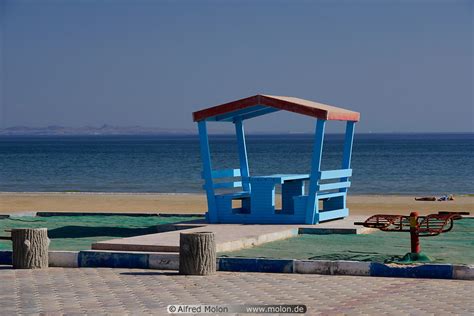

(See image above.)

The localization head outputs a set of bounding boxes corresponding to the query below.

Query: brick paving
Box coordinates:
[0,266,473,315]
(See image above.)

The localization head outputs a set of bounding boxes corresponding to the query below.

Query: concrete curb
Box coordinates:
[49,251,79,268]
[78,250,150,268]
[149,252,179,270]
[452,264,474,280]
[0,251,12,264]
[0,250,472,280]
[222,258,471,280]
[370,262,453,279]
[218,258,294,273]
[295,260,370,276]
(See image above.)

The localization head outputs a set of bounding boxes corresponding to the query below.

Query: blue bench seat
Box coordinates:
[215,191,250,199]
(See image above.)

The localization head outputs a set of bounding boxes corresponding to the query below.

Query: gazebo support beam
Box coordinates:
[235,107,279,121]
[214,105,266,122]
[198,120,218,223]
[234,119,250,191]
[340,121,355,193]
[305,119,326,224]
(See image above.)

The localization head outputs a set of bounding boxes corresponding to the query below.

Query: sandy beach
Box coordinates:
[0,192,472,216]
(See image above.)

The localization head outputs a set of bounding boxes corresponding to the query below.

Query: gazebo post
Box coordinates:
[234,119,250,191]
[340,121,355,194]
[305,119,326,224]
[197,120,218,223]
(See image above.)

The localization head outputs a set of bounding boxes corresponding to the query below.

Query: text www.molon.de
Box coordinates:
[167,304,307,314]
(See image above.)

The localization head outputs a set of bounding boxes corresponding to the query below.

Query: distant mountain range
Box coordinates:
[2,125,469,136]
[0,125,197,136]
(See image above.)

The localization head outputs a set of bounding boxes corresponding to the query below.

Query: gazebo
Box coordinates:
[193,94,360,224]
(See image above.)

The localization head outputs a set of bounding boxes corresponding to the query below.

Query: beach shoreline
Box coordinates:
[1,192,472,216]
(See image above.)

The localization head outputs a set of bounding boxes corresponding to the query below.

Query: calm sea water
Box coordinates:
[0,134,472,195]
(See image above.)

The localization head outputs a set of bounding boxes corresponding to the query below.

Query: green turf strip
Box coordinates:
[0,215,201,251]
[219,219,474,265]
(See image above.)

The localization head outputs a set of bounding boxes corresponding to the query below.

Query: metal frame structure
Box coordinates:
[355,211,469,257]
[193,94,360,224]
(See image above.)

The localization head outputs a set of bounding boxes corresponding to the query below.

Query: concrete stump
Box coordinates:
[179,232,216,275]
[12,228,49,269]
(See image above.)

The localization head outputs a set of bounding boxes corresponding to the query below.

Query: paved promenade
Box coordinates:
[0,266,472,315]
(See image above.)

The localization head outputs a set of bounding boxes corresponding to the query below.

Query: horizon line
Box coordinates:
[0,131,473,137]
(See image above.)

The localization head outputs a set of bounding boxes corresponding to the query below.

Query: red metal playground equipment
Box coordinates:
[355,211,470,263]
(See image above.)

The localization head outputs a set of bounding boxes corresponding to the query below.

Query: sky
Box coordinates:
[0,0,472,133]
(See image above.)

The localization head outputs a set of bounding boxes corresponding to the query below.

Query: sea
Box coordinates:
[0,133,472,195]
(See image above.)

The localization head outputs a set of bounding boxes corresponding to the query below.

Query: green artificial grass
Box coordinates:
[219,219,474,265]
[391,252,432,264]
[0,215,201,251]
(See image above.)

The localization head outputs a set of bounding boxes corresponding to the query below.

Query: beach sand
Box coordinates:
[0,192,472,216]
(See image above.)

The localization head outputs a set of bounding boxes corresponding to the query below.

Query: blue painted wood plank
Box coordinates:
[316,191,346,199]
[250,174,310,183]
[340,121,355,193]
[250,182,276,217]
[293,195,308,217]
[215,191,250,199]
[322,195,345,211]
[318,181,351,191]
[235,119,250,191]
[198,121,218,223]
[317,208,349,222]
[212,181,243,189]
[217,214,306,224]
[282,180,305,212]
[209,168,241,178]
[306,119,326,224]
[319,169,352,180]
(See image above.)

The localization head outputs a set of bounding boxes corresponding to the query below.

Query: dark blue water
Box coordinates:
[0,134,472,194]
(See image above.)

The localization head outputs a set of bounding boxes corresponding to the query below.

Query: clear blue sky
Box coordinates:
[0,0,472,133]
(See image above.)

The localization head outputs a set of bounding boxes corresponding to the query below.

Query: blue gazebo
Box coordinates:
[193,94,360,224]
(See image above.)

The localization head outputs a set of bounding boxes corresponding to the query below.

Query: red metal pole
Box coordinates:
[409,211,420,253]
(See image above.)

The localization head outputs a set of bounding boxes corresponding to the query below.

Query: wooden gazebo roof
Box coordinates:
[193,94,360,122]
